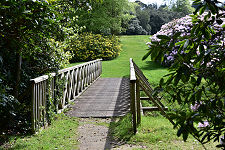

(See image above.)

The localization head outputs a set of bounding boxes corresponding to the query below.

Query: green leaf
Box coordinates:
[194,4,202,15]
[204,28,211,39]
[191,77,196,85]
[216,19,223,25]
[175,40,185,46]
[151,41,159,44]
[199,5,206,15]
[177,127,183,137]
[174,74,181,86]
[156,35,171,40]
[173,32,181,39]
[196,89,202,101]
[142,50,151,60]
[183,132,189,142]
[208,3,216,14]
[166,75,174,84]
[222,24,225,28]
[160,78,164,86]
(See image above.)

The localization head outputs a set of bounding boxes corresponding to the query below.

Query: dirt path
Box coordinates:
[77,118,146,150]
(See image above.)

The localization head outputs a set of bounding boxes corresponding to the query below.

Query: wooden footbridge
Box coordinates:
[31,59,173,133]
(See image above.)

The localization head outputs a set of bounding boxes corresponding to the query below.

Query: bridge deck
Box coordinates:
[66,78,130,117]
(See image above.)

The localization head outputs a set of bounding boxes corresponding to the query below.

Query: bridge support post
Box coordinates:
[136,80,141,125]
[130,80,137,134]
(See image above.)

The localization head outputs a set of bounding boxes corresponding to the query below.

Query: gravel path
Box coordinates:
[77,118,146,150]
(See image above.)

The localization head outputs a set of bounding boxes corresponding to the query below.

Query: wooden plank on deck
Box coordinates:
[66,78,130,117]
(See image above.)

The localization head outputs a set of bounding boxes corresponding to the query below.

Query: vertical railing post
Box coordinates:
[130,58,137,134]
[99,59,102,75]
[130,80,137,134]
[31,80,36,133]
[136,79,141,125]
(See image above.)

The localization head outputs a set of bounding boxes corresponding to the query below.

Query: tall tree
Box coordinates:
[164,0,194,15]
[136,5,151,34]
[77,0,132,35]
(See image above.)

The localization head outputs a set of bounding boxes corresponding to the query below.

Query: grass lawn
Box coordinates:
[101,35,168,86]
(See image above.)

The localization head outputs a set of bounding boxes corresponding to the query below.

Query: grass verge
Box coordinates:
[110,114,218,150]
[1,114,79,150]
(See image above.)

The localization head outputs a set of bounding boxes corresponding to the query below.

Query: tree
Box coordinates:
[148,4,184,34]
[0,0,96,133]
[77,0,132,35]
[126,18,148,35]
[125,1,184,35]
[144,0,225,148]
[171,0,194,15]
[136,5,151,34]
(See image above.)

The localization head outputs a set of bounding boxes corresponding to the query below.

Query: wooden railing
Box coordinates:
[30,59,102,132]
[130,58,174,134]
[130,58,141,134]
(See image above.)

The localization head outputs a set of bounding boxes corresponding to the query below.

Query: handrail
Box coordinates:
[130,58,173,134]
[30,59,102,133]
[130,58,136,81]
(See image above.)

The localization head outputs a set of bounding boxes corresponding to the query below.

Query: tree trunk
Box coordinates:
[13,53,22,99]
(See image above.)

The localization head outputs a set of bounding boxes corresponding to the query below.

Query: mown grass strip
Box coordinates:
[101,35,168,86]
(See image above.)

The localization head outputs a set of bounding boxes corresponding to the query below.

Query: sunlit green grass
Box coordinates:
[101,35,168,86]
[1,114,79,150]
[111,114,218,150]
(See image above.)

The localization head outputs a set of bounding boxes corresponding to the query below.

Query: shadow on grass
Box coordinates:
[0,123,32,150]
[103,115,134,149]
[103,77,134,149]
[140,61,166,71]
[122,75,129,78]
[0,134,29,150]
[110,114,134,141]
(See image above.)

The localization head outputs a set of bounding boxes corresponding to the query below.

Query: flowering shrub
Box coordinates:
[70,33,121,62]
[143,1,225,147]
[146,12,225,66]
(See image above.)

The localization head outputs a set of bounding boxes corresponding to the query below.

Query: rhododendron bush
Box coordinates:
[146,12,225,66]
[143,0,225,148]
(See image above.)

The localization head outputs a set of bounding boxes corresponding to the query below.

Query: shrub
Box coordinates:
[146,12,225,66]
[144,5,225,147]
[70,32,121,62]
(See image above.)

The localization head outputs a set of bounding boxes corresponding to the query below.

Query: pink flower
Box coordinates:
[198,121,209,128]
[190,102,202,111]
